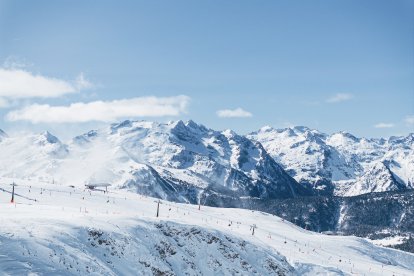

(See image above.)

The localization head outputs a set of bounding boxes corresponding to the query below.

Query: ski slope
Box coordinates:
[0,177,413,275]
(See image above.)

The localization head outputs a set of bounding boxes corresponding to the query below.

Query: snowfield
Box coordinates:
[1,177,413,275]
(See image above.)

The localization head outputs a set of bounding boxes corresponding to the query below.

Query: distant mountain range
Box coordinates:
[248,125,414,196]
[0,120,308,203]
[0,120,412,201]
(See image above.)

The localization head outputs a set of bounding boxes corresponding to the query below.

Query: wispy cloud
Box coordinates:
[216,108,252,118]
[405,115,414,125]
[0,68,94,101]
[6,95,190,123]
[374,123,394,129]
[326,93,353,103]
[75,73,94,90]
[3,56,32,70]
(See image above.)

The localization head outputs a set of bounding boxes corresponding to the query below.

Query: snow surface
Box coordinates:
[0,177,413,275]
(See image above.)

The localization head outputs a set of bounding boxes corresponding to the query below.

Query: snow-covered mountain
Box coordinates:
[1,121,414,262]
[1,178,413,275]
[0,121,308,204]
[248,126,414,196]
[0,129,7,141]
[1,121,412,200]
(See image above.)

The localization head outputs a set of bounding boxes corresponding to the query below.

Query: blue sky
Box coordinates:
[0,0,413,139]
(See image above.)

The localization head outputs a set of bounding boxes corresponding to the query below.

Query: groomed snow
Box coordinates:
[1,177,413,275]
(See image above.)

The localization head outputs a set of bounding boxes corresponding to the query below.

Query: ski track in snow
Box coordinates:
[0,177,413,275]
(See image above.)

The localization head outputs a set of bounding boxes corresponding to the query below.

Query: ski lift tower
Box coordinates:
[156,199,161,217]
[250,224,257,235]
[10,182,17,203]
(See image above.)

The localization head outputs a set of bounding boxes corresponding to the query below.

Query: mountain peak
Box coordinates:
[0,129,8,139]
[185,120,208,133]
[338,131,359,141]
[329,131,360,144]
[40,131,60,144]
[73,130,98,145]
[185,119,197,127]
[110,120,133,133]
[259,125,274,132]
[222,129,236,137]
[292,126,311,133]
[170,119,186,129]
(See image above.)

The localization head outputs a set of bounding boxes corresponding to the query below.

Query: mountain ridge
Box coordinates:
[248,125,414,196]
[0,120,309,203]
[1,121,413,199]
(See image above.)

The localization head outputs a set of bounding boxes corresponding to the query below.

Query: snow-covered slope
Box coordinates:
[0,131,68,182]
[0,129,7,141]
[249,126,414,196]
[0,120,307,204]
[1,177,413,275]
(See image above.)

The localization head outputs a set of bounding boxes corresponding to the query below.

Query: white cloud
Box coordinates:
[0,68,76,99]
[374,123,394,128]
[405,115,414,125]
[216,108,252,118]
[326,93,353,103]
[6,95,190,123]
[0,68,94,102]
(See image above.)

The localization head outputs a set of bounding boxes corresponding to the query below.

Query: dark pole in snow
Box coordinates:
[10,182,16,203]
[198,192,203,210]
[156,200,160,217]
[251,224,257,235]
